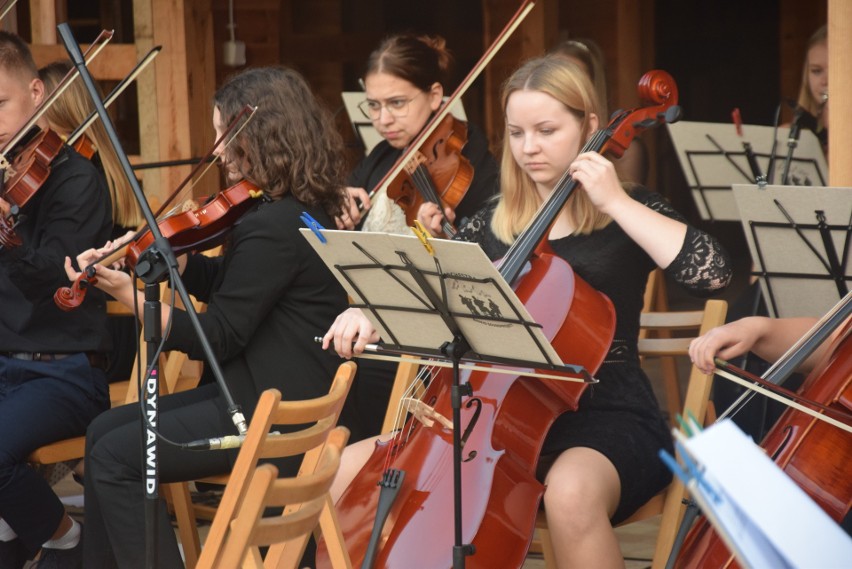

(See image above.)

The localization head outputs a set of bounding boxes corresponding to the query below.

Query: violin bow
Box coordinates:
[66,46,162,148]
[151,103,258,219]
[0,29,114,162]
[70,104,259,274]
[716,290,852,433]
[712,360,852,435]
[366,0,537,202]
[0,0,17,23]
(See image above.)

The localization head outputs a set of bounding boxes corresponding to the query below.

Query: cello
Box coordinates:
[673,294,852,568]
[317,69,682,569]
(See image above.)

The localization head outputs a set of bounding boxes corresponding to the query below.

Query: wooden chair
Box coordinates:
[531,299,728,569]
[197,427,349,569]
[173,361,357,569]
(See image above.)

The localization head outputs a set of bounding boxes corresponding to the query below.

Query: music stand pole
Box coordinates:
[444,337,475,568]
[58,24,248,569]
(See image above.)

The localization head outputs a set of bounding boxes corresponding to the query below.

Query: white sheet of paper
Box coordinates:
[733,184,852,318]
[300,228,564,367]
[683,420,852,569]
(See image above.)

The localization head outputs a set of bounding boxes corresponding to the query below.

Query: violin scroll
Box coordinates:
[54,270,96,312]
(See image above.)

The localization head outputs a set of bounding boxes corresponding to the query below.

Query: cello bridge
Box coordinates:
[401,397,453,430]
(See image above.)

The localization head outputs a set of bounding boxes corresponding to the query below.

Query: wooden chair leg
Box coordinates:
[165,482,201,569]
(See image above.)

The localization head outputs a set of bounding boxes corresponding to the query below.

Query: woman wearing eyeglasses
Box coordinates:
[334,35,499,442]
[337,34,499,235]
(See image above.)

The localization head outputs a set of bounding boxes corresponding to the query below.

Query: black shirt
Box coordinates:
[163,195,349,414]
[0,145,113,352]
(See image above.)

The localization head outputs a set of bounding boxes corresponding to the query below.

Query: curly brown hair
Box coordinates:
[213,66,347,218]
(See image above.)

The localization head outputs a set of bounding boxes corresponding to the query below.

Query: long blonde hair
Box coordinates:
[39,61,142,227]
[492,55,612,244]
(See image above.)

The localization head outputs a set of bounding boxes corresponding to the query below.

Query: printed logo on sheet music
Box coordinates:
[447,273,511,328]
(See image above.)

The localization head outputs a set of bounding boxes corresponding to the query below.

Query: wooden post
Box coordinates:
[481,0,557,149]
[29,0,55,44]
[828,0,851,185]
[133,0,217,208]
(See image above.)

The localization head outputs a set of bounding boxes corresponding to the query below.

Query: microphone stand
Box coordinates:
[58,24,248,569]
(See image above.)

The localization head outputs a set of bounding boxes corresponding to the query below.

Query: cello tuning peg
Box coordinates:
[663,105,683,124]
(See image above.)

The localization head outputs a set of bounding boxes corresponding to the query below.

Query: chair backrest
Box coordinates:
[638,299,727,421]
[210,427,348,569]
[195,361,357,568]
[634,298,728,568]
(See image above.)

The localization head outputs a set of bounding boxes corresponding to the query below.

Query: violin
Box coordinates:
[674,297,852,569]
[0,127,65,249]
[72,134,96,160]
[54,179,263,310]
[53,104,260,310]
[317,69,681,569]
[385,114,473,237]
[0,31,113,250]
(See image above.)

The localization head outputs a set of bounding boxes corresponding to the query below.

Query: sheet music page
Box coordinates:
[301,228,564,367]
[733,184,852,318]
[683,420,852,568]
[667,121,827,221]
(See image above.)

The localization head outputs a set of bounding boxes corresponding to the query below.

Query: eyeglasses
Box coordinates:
[358,92,424,120]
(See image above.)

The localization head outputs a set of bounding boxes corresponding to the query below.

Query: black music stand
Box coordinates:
[667,121,827,222]
[301,227,593,569]
[732,184,852,319]
[58,24,247,569]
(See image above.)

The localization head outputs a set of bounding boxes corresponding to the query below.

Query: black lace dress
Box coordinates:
[456,187,732,523]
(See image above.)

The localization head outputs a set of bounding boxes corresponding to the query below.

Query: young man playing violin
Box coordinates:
[0,32,113,569]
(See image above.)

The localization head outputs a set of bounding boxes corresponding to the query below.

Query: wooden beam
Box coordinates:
[29,0,55,44]
[184,0,217,198]
[31,44,138,80]
[482,0,555,148]
[133,0,217,206]
[133,0,162,207]
[828,0,851,185]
